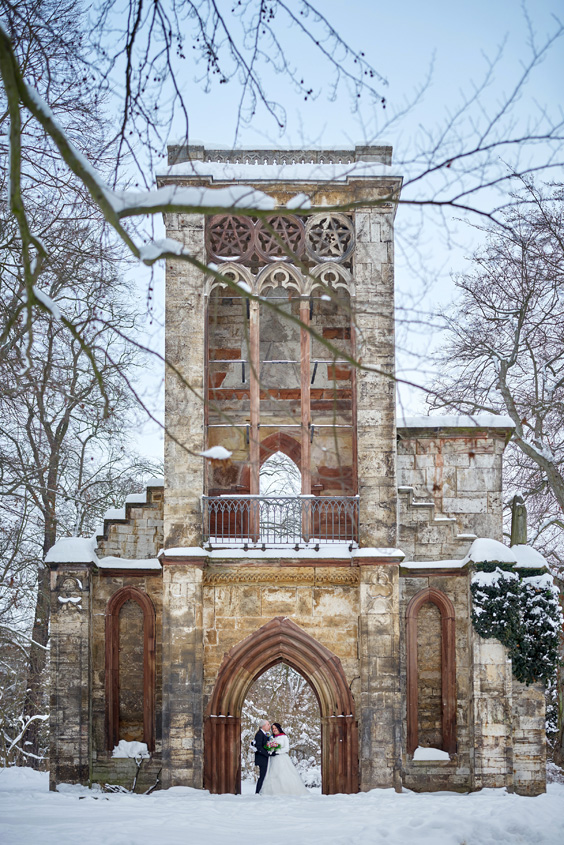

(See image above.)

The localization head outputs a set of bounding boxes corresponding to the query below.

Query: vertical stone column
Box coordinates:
[163,212,206,548]
[358,563,402,790]
[48,563,92,789]
[470,634,513,789]
[161,561,204,788]
[512,680,546,795]
[354,206,398,548]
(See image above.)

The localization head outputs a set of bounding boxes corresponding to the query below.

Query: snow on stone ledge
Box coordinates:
[97,556,161,570]
[146,476,164,487]
[511,544,548,569]
[464,538,516,565]
[402,559,468,570]
[413,746,450,762]
[45,536,98,564]
[398,413,514,429]
[125,492,147,505]
[112,740,150,760]
[159,546,404,561]
[103,506,126,520]
[161,160,400,183]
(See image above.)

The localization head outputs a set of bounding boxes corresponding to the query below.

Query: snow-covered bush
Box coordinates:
[471,562,562,686]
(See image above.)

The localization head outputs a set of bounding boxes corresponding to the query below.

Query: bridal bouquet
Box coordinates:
[266,737,281,755]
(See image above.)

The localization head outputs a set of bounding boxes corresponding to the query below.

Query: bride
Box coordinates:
[260,722,308,796]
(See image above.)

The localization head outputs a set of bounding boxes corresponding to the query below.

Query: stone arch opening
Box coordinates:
[406,588,456,755]
[240,662,322,791]
[204,616,358,794]
[105,586,156,752]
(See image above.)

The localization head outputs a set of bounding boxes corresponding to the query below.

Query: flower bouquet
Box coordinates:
[266,737,281,755]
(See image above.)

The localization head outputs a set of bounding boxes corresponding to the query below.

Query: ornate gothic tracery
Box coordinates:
[206,213,354,267]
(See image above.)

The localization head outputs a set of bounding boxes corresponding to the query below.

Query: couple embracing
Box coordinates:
[254,720,308,796]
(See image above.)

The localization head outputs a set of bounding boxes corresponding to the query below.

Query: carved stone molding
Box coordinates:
[203,566,360,586]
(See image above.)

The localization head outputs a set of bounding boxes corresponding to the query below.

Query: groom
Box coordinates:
[254,719,272,794]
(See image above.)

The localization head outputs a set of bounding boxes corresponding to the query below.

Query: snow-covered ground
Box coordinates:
[1,767,564,845]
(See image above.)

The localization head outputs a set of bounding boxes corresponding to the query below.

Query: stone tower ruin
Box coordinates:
[47,145,547,795]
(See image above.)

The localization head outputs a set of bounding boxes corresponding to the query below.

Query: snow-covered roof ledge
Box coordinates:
[397,413,515,431]
[159,546,405,562]
[401,538,548,572]
[45,537,161,570]
[97,556,161,571]
[45,536,98,564]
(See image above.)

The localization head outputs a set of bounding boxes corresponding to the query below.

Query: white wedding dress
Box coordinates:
[260,734,308,796]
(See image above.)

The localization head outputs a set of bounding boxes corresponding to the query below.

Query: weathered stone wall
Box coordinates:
[355,207,398,547]
[397,428,510,560]
[512,680,546,796]
[400,572,473,792]
[201,563,360,710]
[359,565,401,790]
[163,213,207,547]
[96,485,163,559]
[161,563,204,788]
[470,635,513,790]
[90,571,163,792]
[49,564,92,790]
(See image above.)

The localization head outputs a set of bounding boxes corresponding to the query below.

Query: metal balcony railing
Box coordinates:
[202,495,359,548]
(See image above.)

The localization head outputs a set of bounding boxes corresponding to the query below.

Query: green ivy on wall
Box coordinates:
[471,561,562,687]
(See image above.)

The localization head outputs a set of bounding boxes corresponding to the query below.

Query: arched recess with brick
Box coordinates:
[406,587,456,755]
[204,616,358,794]
[240,432,302,491]
[105,586,156,752]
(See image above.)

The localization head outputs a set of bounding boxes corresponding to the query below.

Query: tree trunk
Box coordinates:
[22,563,51,766]
[22,490,57,767]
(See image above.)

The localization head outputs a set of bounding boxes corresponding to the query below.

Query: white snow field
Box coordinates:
[1,767,564,845]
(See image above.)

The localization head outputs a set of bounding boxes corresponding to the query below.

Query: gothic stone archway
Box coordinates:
[204,617,358,794]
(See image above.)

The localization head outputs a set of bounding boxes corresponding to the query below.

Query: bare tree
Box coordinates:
[0,0,563,395]
[431,181,564,568]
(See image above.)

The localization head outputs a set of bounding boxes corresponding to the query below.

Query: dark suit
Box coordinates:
[254,729,270,793]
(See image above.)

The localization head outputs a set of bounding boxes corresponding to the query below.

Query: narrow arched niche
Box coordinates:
[406,588,456,755]
[105,586,156,752]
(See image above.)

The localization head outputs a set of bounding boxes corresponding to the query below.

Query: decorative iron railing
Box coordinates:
[202,495,359,548]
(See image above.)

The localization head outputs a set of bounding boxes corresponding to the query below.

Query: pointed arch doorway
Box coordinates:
[204,617,358,795]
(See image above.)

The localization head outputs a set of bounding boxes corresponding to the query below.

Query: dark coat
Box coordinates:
[254,729,270,766]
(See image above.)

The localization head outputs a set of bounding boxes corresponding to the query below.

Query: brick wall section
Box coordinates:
[49,564,92,790]
[417,602,442,748]
[118,600,145,741]
[400,573,473,792]
[397,428,510,560]
[90,571,163,792]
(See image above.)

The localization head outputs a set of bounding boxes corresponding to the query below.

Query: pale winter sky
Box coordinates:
[133,0,563,462]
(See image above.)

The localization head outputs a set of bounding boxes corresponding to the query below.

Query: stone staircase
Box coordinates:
[95,478,164,561]
[397,485,477,562]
